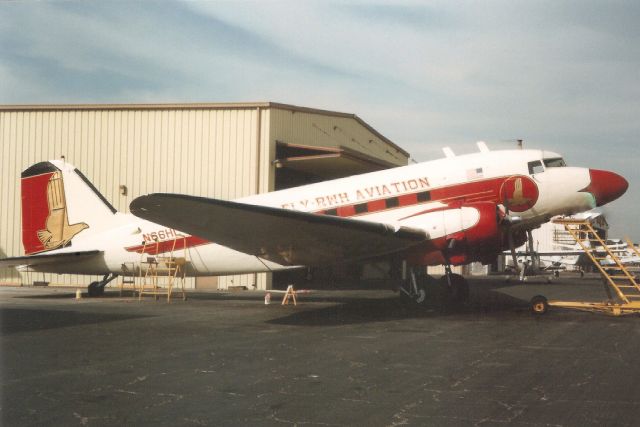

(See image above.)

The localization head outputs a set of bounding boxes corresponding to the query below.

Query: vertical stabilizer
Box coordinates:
[21,161,118,254]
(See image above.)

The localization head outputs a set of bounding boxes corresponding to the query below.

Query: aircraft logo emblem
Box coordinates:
[37,171,89,250]
[500,176,539,212]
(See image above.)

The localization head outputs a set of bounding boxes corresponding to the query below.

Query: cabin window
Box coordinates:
[385,197,399,208]
[528,160,544,174]
[354,203,368,214]
[417,191,431,202]
[543,157,566,168]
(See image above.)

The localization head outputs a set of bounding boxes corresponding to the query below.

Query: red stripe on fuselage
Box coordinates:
[123,176,515,258]
[312,176,508,218]
[125,235,210,255]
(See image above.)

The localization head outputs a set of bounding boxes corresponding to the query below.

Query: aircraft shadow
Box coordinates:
[265,277,627,326]
[0,308,152,335]
[266,289,531,327]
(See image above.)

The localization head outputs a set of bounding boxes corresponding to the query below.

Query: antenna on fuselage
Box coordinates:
[517,139,523,149]
[476,141,489,153]
[443,147,455,158]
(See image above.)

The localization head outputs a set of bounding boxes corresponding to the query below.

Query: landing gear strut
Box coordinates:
[87,273,118,297]
[398,263,470,307]
[399,268,429,305]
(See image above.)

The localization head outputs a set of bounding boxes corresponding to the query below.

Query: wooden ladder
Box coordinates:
[138,235,188,302]
[119,262,138,296]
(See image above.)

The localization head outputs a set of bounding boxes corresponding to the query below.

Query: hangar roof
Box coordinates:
[0,102,409,158]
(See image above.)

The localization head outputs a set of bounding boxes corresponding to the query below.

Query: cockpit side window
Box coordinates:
[543,157,566,168]
[528,160,544,174]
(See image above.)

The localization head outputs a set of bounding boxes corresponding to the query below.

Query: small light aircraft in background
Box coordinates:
[0,142,628,305]
[505,236,640,282]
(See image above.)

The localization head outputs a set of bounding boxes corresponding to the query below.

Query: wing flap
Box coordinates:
[130,194,427,266]
[0,250,103,269]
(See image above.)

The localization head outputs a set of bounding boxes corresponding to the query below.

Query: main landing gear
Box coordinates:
[87,273,118,297]
[399,264,470,308]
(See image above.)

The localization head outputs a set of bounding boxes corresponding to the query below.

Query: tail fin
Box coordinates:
[21,161,118,254]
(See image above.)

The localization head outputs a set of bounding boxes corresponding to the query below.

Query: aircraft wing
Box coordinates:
[130,194,428,266]
[508,250,586,256]
[0,250,103,269]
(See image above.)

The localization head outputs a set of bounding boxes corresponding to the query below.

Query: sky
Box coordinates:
[1,0,639,238]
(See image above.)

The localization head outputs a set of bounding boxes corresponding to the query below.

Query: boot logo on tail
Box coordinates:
[37,171,89,250]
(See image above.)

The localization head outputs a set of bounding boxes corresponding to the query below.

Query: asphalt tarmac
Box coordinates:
[2,275,640,426]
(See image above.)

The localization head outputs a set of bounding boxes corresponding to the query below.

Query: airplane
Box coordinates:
[505,235,640,280]
[0,142,629,305]
[504,250,585,281]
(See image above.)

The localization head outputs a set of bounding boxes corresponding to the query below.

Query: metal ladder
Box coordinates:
[554,218,640,304]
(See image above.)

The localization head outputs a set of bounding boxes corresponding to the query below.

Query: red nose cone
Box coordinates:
[585,169,628,206]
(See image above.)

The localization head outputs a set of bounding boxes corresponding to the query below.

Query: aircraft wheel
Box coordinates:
[448,274,469,303]
[438,274,468,304]
[413,280,428,305]
[530,295,548,315]
[399,276,430,306]
[88,281,104,297]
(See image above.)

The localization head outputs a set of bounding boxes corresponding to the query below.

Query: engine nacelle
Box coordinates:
[401,202,502,266]
[446,202,502,265]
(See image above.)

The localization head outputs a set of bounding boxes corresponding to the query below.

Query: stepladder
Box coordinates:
[530,218,640,315]
[136,235,189,302]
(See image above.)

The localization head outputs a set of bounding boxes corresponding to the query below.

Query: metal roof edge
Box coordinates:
[267,102,410,158]
[0,101,410,158]
[0,102,272,112]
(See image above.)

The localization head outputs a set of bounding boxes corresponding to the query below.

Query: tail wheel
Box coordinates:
[530,295,548,315]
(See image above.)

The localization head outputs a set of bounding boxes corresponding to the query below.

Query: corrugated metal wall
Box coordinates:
[0,106,270,289]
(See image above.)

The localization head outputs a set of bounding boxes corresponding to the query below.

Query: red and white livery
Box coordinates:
[1,144,628,302]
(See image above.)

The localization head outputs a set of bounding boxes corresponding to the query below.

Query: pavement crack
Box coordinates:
[73,412,89,426]
[183,417,209,426]
[114,389,139,395]
[387,400,422,426]
[126,375,148,385]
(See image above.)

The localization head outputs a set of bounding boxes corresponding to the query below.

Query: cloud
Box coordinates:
[1,0,638,237]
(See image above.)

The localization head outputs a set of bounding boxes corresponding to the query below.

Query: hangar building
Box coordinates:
[0,102,409,290]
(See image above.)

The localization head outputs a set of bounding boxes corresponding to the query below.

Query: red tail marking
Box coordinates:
[22,172,56,254]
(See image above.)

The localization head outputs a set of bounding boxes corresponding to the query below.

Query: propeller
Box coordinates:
[499,177,526,276]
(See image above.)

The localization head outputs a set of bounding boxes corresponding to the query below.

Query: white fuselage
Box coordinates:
[32,149,598,275]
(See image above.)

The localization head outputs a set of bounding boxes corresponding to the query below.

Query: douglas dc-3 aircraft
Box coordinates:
[0,143,628,304]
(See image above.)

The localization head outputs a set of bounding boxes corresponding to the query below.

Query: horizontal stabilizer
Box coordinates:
[0,250,102,269]
[130,194,427,266]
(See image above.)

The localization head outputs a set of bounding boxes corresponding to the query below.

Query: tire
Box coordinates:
[448,274,469,303]
[438,274,469,304]
[530,295,548,315]
[87,281,104,297]
[399,276,430,306]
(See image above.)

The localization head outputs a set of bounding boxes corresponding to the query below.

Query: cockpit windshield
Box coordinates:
[528,160,544,174]
[543,158,566,168]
